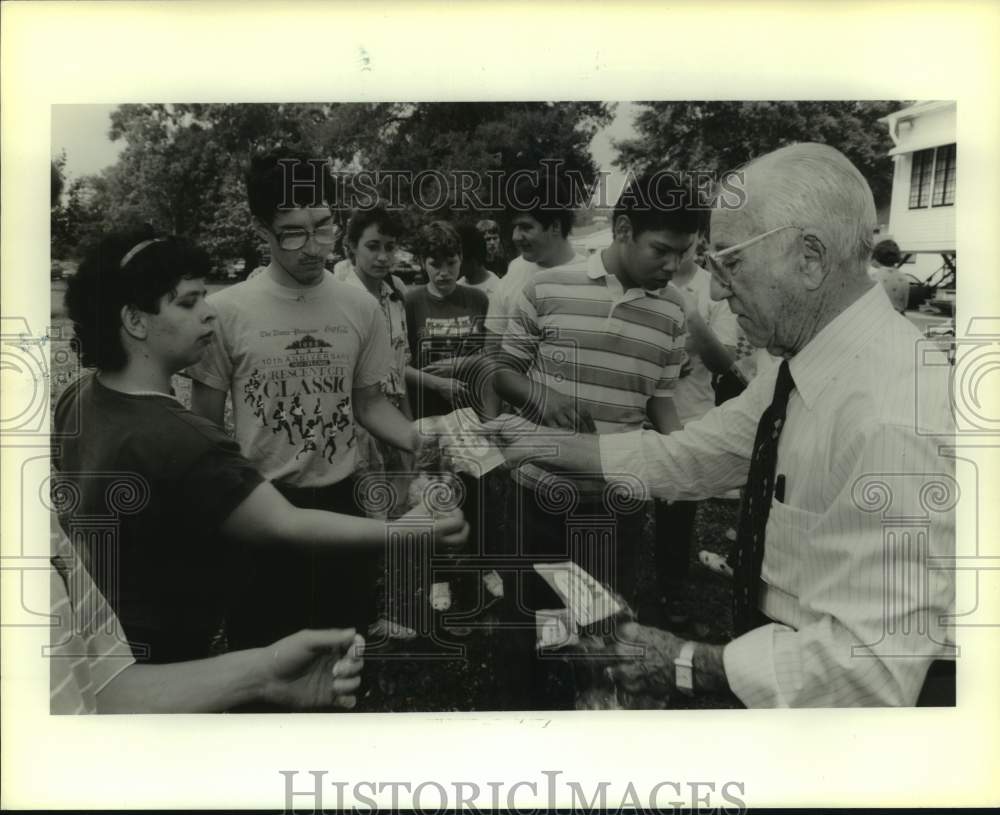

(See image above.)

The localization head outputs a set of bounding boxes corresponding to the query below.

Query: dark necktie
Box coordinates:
[732,359,795,635]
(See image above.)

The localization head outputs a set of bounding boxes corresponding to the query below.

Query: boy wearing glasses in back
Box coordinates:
[188,151,421,654]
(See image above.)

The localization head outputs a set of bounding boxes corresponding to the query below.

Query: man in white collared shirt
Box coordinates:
[498,143,955,707]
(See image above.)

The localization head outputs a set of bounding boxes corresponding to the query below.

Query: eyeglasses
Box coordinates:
[274,222,341,252]
[704,225,801,285]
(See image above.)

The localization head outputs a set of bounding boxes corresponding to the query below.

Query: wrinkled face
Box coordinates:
[620,224,697,290]
[424,254,462,296]
[511,214,562,265]
[352,223,398,283]
[707,209,798,355]
[259,206,335,286]
[142,277,216,371]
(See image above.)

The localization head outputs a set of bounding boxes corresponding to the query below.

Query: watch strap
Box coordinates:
[675,640,696,696]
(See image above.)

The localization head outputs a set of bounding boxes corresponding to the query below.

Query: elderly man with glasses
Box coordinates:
[498,142,955,708]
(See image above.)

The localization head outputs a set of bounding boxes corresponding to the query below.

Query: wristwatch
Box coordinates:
[675,640,696,696]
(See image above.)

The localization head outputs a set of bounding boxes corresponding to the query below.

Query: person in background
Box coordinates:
[456,223,502,297]
[868,237,909,314]
[187,152,431,649]
[478,171,588,417]
[476,218,508,277]
[332,239,356,282]
[340,204,420,639]
[402,221,490,624]
[404,220,489,421]
[342,204,414,443]
[493,172,696,706]
[655,223,740,604]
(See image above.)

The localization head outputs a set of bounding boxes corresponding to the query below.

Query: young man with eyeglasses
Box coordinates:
[188,152,422,651]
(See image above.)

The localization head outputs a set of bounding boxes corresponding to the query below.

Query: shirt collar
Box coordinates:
[588,251,666,300]
[789,283,894,410]
[343,269,396,300]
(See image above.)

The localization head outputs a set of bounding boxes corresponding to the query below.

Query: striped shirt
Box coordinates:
[505,251,686,494]
[49,534,134,714]
[485,254,588,337]
[601,284,955,706]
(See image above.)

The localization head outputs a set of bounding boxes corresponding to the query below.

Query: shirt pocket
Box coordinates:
[762,498,821,597]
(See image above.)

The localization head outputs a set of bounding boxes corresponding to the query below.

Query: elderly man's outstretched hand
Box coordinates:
[602,622,686,702]
[261,629,365,711]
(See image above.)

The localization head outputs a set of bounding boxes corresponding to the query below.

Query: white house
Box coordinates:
[878,101,956,285]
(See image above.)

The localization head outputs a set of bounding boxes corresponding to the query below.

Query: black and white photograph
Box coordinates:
[45,98,958,714]
[3,2,998,812]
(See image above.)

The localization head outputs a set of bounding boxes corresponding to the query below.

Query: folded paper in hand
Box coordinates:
[415,408,509,477]
[533,561,624,629]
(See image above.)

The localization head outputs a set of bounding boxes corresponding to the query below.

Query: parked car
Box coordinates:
[211,258,247,282]
[392,249,425,285]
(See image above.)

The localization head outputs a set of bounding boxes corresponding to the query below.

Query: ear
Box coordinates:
[613,214,634,244]
[799,232,828,291]
[120,304,148,341]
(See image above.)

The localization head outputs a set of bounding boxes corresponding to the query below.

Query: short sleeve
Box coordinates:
[654,308,686,396]
[177,434,265,531]
[500,276,541,362]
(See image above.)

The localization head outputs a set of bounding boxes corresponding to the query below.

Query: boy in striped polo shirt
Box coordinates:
[496,172,699,622]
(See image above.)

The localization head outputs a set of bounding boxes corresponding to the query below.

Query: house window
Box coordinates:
[909,143,956,209]
[932,143,956,207]
[909,149,934,208]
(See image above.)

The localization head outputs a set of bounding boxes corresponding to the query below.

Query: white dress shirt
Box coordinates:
[601,284,955,707]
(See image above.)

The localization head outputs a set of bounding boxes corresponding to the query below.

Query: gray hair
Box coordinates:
[743,142,877,274]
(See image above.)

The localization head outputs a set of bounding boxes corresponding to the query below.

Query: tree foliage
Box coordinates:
[613,101,906,211]
[52,102,614,263]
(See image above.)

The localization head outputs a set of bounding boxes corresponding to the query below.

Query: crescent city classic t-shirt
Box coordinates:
[187,270,392,488]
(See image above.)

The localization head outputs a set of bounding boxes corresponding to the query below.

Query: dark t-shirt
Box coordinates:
[405,284,489,418]
[52,374,264,663]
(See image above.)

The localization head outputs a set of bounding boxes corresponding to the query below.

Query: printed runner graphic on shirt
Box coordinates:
[241,332,357,459]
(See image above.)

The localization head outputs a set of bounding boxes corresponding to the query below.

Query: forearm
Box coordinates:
[222,482,390,552]
[98,648,267,713]
[280,506,389,551]
[647,397,681,434]
[693,642,732,696]
[494,368,537,413]
[354,389,419,452]
[406,366,445,394]
[397,391,414,422]
[527,432,604,473]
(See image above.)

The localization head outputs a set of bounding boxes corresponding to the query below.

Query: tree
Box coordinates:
[328,102,614,237]
[58,103,614,266]
[613,101,906,211]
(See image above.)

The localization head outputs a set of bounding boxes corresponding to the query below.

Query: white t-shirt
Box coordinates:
[332,259,355,281]
[485,253,587,336]
[668,266,739,425]
[187,270,392,487]
[457,270,501,297]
